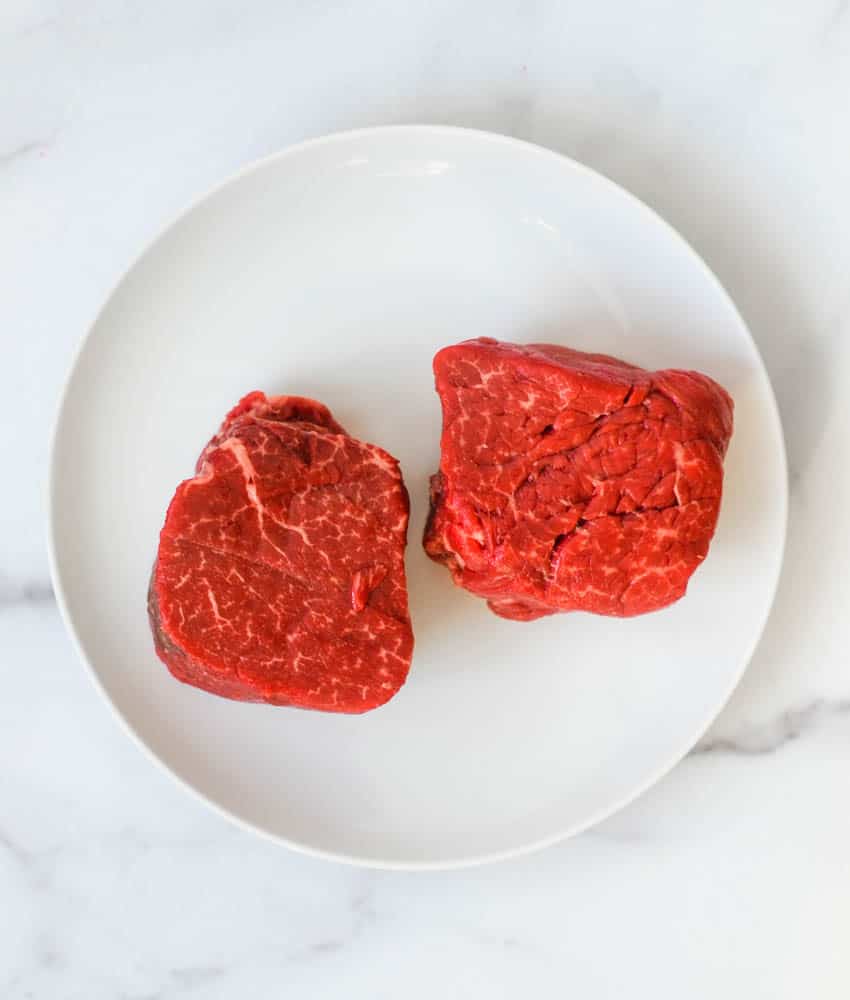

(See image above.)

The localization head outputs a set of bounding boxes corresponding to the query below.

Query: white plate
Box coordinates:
[49,126,787,869]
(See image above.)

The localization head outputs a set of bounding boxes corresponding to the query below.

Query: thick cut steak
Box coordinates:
[149,392,413,712]
[424,338,734,621]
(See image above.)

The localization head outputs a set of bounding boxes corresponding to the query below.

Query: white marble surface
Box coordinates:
[3,1,850,996]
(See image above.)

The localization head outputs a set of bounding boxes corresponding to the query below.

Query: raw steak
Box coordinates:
[424,338,733,621]
[149,391,413,712]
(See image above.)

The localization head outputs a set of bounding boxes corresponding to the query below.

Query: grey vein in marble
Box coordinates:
[823,0,850,36]
[0,827,31,865]
[692,698,850,757]
[287,883,377,963]
[0,140,44,168]
[0,578,54,608]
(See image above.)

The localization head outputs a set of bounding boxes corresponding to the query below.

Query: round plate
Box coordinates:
[49,126,787,869]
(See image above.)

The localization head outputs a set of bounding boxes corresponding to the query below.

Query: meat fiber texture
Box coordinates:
[149,392,413,713]
[424,338,734,621]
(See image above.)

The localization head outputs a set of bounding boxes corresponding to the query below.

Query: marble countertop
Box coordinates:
[3,2,850,996]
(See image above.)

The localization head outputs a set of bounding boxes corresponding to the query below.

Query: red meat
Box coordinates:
[149,392,413,712]
[424,339,733,621]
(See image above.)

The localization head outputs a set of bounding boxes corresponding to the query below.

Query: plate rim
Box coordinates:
[46,124,789,870]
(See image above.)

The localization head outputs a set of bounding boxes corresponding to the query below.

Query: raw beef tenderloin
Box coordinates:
[149,392,413,712]
[424,338,733,621]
